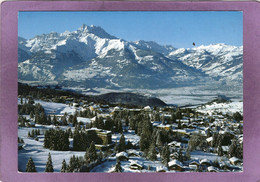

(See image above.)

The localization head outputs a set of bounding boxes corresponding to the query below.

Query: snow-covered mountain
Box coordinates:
[168,44,243,84]
[18,24,243,90]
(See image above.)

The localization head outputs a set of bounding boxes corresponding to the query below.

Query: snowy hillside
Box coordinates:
[168,44,243,84]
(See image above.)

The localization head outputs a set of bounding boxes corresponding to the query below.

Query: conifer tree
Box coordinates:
[30,111,34,119]
[117,120,123,133]
[53,115,58,126]
[156,132,163,148]
[61,159,67,172]
[26,157,37,172]
[217,145,223,156]
[118,134,126,152]
[45,152,54,172]
[178,148,184,163]
[85,141,97,163]
[115,159,123,172]
[147,143,157,161]
[47,115,52,125]
[126,140,133,149]
[161,145,170,166]
[28,131,31,138]
[67,155,77,172]
[228,138,238,158]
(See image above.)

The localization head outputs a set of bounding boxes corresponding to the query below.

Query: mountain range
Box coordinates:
[18,24,243,90]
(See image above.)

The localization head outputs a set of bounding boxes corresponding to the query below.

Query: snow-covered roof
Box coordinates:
[207,166,219,172]
[168,160,183,168]
[130,160,143,168]
[116,151,128,158]
[172,129,187,134]
[200,159,212,165]
[189,159,200,165]
[206,137,213,142]
[229,157,242,163]
[189,164,198,170]
[221,146,229,152]
[219,161,230,168]
[86,127,101,131]
[90,116,96,122]
[144,106,152,111]
[156,166,168,172]
[77,117,92,124]
[113,106,121,111]
[168,141,181,147]
[127,150,140,156]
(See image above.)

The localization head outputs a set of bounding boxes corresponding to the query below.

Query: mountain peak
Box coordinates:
[77,24,117,39]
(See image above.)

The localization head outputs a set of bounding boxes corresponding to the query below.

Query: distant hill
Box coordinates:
[18,83,167,107]
[96,92,167,107]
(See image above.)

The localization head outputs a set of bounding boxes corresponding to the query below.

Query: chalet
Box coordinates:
[200,159,212,166]
[152,121,161,127]
[90,116,96,123]
[170,152,179,160]
[113,106,121,112]
[219,161,231,170]
[156,166,168,172]
[206,137,213,145]
[168,160,184,171]
[157,124,171,131]
[168,141,182,148]
[26,121,35,127]
[130,160,144,170]
[89,105,100,112]
[207,166,219,172]
[172,129,187,136]
[189,159,200,167]
[189,164,198,171]
[116,152,129,161]
[229,157,242,165]
[221,146,229,154]
[85,128,112,146]
[144,106,152,112]
[73,103,79,107]
[127,150,141,157]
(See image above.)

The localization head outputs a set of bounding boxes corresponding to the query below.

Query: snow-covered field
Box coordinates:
[34,100,78,115]
[18,125,85,172]
[112,130,140,146]
[196,101,243,115]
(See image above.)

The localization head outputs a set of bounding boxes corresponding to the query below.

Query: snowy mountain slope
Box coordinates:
[18,24,242,90]
[168,44,243,83]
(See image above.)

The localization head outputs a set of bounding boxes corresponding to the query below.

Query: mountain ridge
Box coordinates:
[18,24,243,91]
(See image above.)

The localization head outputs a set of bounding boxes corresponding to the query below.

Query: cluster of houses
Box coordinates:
[111,149,242,172]
[18,94,243,173]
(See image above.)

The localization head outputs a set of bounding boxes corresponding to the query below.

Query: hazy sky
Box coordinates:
[18,11,242,48]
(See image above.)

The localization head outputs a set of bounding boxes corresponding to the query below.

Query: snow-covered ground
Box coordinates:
[112,130,140,146]
[190,151,223,162]
[196,101,243,115]
[18,97,243,173]
[18,125,85,172]
[91,155,164,173]
[34,100,78,115]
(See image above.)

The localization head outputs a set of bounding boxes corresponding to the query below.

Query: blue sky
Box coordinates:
[18,11,242,48]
